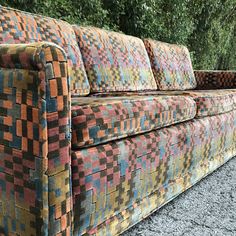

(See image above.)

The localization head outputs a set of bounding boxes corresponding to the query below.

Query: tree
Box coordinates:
[187,0,236,69]
[0,0,235,70]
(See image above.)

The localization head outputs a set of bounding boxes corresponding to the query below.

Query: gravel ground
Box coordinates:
[122,157,236,236]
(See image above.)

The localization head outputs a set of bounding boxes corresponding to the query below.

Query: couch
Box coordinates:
[0,6,235,236]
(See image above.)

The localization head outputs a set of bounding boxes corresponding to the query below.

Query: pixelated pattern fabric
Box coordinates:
[0,42,72,235]
[88,89,236,118]
[72,110,236,235]
[73,26,157,93]
[144,39,197,90]
[183,90,236,117]
[194,70,236,90]
[71,95,196,148]
[89,90,193,98]
[90,89,236,118]
[0,5,90,95]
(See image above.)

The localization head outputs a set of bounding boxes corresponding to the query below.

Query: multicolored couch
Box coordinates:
[0,6,235,236]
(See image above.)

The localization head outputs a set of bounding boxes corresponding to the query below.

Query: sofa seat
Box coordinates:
[71,95,196,148]
[91,90,236,118]
[184,90,236,117]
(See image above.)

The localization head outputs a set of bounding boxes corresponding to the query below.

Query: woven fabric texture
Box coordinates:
[73,26,157,93]
[0,5,90,96]
[72,109,236,235]
[71,95,196,148]
[144,39,196,90]
[129,90,236,118]
[195,70,236,89]
[184,90,236,117]
[0,42,72,236]
[89,89,236,118]
[88,90,190,98]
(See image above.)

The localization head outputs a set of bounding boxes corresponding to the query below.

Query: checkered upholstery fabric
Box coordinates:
[0,42,72,235]
[120,90,236,118]
[71,95,196,148]
[73,26,157,93]
[183,90,236,117]
[0,5,90,95]
[195,70,236,89]
[89,90,192,97]
[113,89,236,118]
[72,109,236,235]
[144,39,197,90]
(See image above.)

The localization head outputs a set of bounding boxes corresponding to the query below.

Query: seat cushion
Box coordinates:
[184,90,236,117]
[143,39,196,90]
[73,26,157,93]
[71,95,196,148]
[87,89,236,118]
[0,6,90,95]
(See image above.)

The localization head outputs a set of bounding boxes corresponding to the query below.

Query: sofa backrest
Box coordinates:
[73,26,157,93]
[144,39,196,90]
[0,6,90,96]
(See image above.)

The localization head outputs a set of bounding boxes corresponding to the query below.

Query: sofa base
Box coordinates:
[72,110,236,236]
[85,146,236,236]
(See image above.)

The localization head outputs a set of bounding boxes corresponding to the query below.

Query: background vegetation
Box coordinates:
[1,0,235,70]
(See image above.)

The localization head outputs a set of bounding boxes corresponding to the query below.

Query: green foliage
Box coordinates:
[187,0,236,69]
[0,0,235,70]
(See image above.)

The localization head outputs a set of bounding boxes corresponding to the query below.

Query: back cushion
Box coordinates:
[0,6,90,95]
[144,39,196,90]
[73,26,157,93]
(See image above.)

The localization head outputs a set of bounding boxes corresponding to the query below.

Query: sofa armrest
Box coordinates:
[194,70,236,90]
[0,42,72,235]
[0,42,60,69]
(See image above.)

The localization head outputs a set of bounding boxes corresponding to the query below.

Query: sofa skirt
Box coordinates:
[71,110,236,235]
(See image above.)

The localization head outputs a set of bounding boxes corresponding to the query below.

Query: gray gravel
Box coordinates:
[122,157,236,236]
